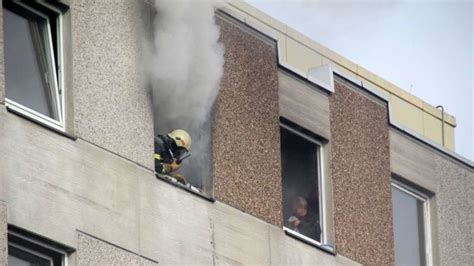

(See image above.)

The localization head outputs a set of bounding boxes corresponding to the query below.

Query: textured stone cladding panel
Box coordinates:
[213,17,282,226]
[0,202,6,266]
[329,80,394,265]
[435,157,473,265]
[0,0,4,104]
[72,0,154,168]
[77,232,157,266]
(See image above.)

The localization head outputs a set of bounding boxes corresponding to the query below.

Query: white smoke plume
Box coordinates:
[149,0,224,192]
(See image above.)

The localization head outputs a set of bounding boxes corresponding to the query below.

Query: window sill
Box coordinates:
[155,173,215,203]
[6,104,76,141]
[283,227,336,255]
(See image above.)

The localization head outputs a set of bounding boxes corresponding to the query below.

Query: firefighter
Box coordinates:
[154,129,192,183]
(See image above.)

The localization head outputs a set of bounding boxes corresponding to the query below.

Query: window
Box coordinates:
[392,181,432,266]
[4,0,67,131]
[8,225,73,266]
[280,121,324,245]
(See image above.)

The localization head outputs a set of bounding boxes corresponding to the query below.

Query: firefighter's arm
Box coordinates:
[157,160,181,175]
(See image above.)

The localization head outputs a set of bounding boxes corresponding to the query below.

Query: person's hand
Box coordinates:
[293,218,301,227]
[288,216,300,227]
[171,173,187,184]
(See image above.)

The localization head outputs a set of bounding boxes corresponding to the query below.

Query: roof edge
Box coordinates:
[224,0,457,127]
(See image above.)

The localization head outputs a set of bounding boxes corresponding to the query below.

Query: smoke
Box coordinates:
[149,0,224,192]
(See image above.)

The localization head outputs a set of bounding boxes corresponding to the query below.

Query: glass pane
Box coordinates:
[8,246,51,266]
[392,186,426,266]
[281,127,321,242]
[4,8,57,119]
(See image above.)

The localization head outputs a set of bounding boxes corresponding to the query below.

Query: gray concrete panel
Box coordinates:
[1,108,360,265]
[138,174,215,265]
[0,0,4,104]
[77,232,157,266]
[0,108,142,252]
[60,8,75,134]
[0,201,6,266]
[211,202,271,265]
[279,70,331,139]
[390,130,439,192]
[71,0,154,168]
[390,129,474,265]
[269,226,360,265]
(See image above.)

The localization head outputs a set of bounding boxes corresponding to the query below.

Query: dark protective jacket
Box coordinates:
[297,211,321,242]
[154,135,176,174]
[286,210,321,242]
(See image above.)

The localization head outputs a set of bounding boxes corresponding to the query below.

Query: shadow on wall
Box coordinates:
[145,0,224,195]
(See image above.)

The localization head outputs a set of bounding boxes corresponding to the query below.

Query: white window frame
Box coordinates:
[4,1,66,132]
[392,181,433,266]
[280,122,333,252]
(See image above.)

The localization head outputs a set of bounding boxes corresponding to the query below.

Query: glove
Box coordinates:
[171,173,187,184]
[170,160,181,172]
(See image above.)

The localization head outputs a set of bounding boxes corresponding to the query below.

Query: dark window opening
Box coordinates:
[281,123,323,243]
[8,225,73,266]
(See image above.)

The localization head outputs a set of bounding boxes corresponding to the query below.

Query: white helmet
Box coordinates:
[167,129,192,151]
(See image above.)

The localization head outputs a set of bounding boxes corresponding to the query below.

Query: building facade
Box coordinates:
[0,0,472,265]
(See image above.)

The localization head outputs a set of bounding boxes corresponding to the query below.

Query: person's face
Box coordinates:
[296,206,307,217]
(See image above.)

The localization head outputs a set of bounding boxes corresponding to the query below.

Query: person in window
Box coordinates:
[154,129,191,184]
[287,196,321,241]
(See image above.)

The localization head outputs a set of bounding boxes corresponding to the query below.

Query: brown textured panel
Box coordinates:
[213,16,282,226]
[330,79,394,265]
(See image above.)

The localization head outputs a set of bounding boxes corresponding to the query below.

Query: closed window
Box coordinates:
[281,121,324,245]
[8,225,72,266]
[392,182,432,266]
[4,0,67,130]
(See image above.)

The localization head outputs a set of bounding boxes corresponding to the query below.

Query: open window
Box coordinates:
[392,180,433,266]
[3,0,68,131]
[8,225,73,266]
[153,127,213,199]
[280,120,324,245]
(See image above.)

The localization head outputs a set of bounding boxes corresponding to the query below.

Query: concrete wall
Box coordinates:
[77,232,157,266]
[390,129,474,265]
[279,70,331,140]
[390,129,439,192]
[0,1,5,260]
[0,0,4,104]
[329,78,394,265]
[71,0,154,169]
[213,16,283,226]
[0,107,358,264]
[1,0,154,164]
[1,1,470,265]
[0,108,145,253]
[0,201,6,266]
